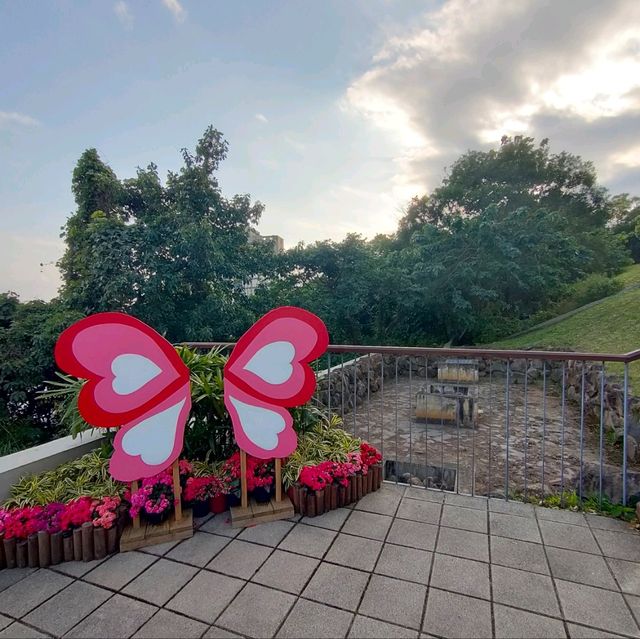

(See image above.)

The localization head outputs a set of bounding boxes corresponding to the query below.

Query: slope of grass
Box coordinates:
[492,264,640,389]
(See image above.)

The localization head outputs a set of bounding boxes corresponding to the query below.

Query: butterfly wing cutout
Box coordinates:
[55,312,191,480]
[224,306,329,459]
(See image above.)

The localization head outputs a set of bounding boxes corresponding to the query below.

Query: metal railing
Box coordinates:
[185,342,640,506]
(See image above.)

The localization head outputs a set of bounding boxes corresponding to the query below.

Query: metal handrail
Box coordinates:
[183,342,640,363]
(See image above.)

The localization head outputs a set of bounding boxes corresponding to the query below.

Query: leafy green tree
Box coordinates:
[58,126,268,341]
[397,136,628,274]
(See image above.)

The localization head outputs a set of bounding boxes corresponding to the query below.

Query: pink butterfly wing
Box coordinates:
[224,307,328,459]
[55,312,191,481]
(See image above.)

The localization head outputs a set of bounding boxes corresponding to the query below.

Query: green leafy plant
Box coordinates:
[282,414,361,488]
[5,447,124,508]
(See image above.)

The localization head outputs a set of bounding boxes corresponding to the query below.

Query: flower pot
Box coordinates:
[338,486,346,508]
[356,475,363,500]
[144,509,172,526]
[253,486,272,504]
[315,489,325,516]
[296,486,306,515]
[366,469,373,494]
[81,522,94,562]
[330,485,338,511]
[345,480,352,505]
[0,533,5,569]
[209,493,227,514]
[226,492,242,509]
[287,486,298,510]
[191,500,210,518]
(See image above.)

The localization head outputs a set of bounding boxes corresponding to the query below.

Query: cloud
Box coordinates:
[344,0,640,200]
[162,0,186,23]
[114,1,134,29]
[0,111,40,128]
[255,113,268,123]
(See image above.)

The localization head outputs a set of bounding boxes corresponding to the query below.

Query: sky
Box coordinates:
[1,0,640,301]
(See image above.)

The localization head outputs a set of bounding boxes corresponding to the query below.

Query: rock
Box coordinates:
[627,435,638,463]
[410,477,424,486]
[401,472,411,484]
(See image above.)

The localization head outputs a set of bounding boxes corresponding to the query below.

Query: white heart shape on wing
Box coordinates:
[228,395,285,450]
[243,340,295,385]
[121,398,185,465]
[111,353,162,395]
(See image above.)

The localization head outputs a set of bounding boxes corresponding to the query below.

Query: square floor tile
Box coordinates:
[203,627,243,638]
[444,493,487,510]
[278,524,337,558]
[325,533,383,572]
[441,505,487,533]
[492,565,560,617]
[138,540,179,556]
[608,558,640,595]
[490,536,549,574]
[493,603,567,638]
[133,609,209,638]
[436,527,489,562]
[0,615,10,632]
[217,582,296,638]
[538,519,600,554]
[23,580,110,636]
[342,511,393,541]
[430,553,490,600]
[207,539,271,579]
[166,570,244,624]
[277,598,354,638]
[66,594,157,638]
[84,551,156,590]
[166,532,230,567]
[404,488,444,503]
[586,514,636,533]
[359,574,427,630]
[302,508,351,531]
[565,622,624,638]
[0,567,36,594]
[200,513,240,538]
[546,546,617,590]
[397,500,442,525]
[0,622,47,638]
[252,549,319,594]
[386,519,438,552]
[238,520,294,546]
[593,528,640,562]
[49,557,106,578]
[355,488,404,516]
[304,562,369,611]
[490,511,542,543]
[423,588,492,638]
[375,544,432,585]
[348,615,419,638]
[536,507,587,526]
[0,569,72,617]
[122,558,198,605]
[556,579,639,637]
[489,499,535,518]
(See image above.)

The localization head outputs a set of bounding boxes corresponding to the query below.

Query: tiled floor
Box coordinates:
[2,486,640,638]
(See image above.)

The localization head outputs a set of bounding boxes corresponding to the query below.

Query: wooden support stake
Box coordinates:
[275,458,282,502]
[131,480,141,529]
[240,450,248,509]
[172,459,182,522]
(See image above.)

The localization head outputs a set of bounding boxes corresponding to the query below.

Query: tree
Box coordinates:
[397,136,627,274]
[58,127,268,340]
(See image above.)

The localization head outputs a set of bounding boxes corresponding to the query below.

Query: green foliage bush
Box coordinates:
[5,447,123,508]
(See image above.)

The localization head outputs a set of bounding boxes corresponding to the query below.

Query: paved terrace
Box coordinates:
[2,486,640,638]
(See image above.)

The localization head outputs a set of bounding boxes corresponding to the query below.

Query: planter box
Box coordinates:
[292,464,383,517]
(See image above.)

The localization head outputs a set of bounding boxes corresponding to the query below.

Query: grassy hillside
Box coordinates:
[492,264,640,389]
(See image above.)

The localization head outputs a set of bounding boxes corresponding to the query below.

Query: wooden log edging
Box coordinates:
[0,524,123,571]
[289,464,383,517]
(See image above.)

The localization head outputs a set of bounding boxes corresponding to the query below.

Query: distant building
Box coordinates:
[243,231,284,296]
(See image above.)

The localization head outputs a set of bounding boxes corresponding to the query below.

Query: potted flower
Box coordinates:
[178,460,193,489]
[221,452,256,507]
[252,459,274,503]
[183,476,216,517]
[207,475,229,514]
[129,471,174,525]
